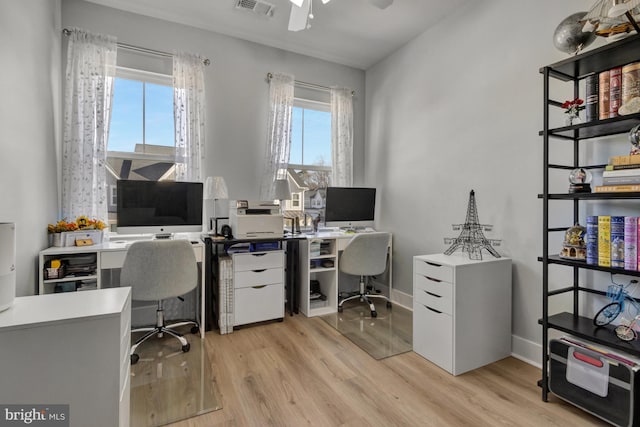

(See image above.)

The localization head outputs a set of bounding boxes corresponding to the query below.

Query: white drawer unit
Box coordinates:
[232,251,284,327]
[413,253,512,376]
[0,288,131,427]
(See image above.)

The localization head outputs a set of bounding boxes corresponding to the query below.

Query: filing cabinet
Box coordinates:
[232,251,284,326]
[413,253,512,375]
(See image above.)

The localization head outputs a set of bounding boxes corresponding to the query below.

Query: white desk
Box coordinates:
[38,235,206,338]
[297,231,392,317]
[0,288,131,427]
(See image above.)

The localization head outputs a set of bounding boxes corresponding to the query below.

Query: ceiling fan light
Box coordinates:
[321,0,331,3]
[290,0,304,7]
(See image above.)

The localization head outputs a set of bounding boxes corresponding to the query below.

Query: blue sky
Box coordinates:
[290,107,331,166]
[108,78,174,152]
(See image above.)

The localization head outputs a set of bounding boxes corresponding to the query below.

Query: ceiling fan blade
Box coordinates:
[288,0,310,31]
[289,0,304,7]
[369,0,394,9]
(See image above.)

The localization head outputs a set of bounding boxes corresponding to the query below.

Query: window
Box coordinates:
[285,98,332,225]
[107,67,175,221]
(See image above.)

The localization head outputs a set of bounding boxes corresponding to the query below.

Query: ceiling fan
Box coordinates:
[287,0,394,32]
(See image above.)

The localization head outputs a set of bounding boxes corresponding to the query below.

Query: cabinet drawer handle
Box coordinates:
[424,305,442,314]
[252,253,267,257]
[252,269,267,273]
[425,261,442,267]
[424,291,441,298]
[252,285,267,289]
[423,275,441,283]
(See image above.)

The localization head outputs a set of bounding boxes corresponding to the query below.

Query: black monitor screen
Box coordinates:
[324,187,376,229]
[116,180,203,234]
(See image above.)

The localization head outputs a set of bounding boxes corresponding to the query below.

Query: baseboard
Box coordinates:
[390,289,412,310]
[511,334,542,368]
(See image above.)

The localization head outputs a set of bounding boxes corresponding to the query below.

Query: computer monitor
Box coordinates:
[324,187,376,230]
[116,180,203,236]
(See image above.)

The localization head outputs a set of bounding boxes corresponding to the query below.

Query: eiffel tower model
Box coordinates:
[444,190,501,260]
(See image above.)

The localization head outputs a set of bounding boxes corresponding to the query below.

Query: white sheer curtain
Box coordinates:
[260,73,295,200]
[62,28,117,221]
[174,52,206,182]
[331,87,354,187]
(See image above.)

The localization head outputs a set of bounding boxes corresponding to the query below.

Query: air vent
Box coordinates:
[235,0,275,17]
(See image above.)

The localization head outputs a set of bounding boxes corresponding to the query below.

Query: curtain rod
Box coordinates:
[62,28,210,66]
[267,72,355,96]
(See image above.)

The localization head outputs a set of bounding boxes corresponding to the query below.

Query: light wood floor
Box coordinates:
[166,314,607,427]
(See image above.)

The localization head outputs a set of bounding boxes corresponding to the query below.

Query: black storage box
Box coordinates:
[549,338,640,427]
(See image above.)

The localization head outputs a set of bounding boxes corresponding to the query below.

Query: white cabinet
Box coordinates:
[0,288,131,427]
[298,238,338,317]
[413,253,512,376]
[232,251,284,326]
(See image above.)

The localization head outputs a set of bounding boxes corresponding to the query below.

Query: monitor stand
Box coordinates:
[154,233,173,240]
[340,226,365,234]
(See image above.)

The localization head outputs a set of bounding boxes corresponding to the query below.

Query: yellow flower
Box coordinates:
[47,216,106,233]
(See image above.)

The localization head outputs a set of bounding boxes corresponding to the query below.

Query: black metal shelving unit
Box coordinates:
[540,34,640,402]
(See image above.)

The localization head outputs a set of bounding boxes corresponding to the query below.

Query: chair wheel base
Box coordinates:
[182,343,190,353]
[386,301,392,309]
[190,325,200,334]
[131,354,140,365]
[371,310,377,318]
[338,306,343,313]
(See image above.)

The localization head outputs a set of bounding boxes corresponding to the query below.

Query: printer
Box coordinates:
[229,200,284,239]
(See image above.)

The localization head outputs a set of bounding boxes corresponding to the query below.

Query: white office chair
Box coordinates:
[338,232,392,317]
[121,239,200,365]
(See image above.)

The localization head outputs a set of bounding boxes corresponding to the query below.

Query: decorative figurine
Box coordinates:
[568,168,592,193]
[444,190,501,260]
[560,223,587,260]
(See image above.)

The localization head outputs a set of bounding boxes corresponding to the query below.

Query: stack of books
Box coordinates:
[594,155,640,192]
[586,215,638,270]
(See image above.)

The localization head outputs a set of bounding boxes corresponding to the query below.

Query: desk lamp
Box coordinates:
[204,176,228,235]
[274,179,297,233]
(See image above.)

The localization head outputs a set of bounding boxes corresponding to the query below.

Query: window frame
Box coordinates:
[288,97,332,176]
[107,66,175,162]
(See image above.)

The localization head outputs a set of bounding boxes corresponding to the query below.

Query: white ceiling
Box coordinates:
[81,0,468,70]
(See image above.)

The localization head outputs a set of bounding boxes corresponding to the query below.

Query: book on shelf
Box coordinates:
[603,168,640,177]
[594,184,640,192]
[585,74,599,122]
[610,154,640,166]
[625,216,638,271]
[611,216,625,268]
[598,216,611,267]
[586,216,599,265]
[605,163,640,171]
[622,62,640,108]
[610,66,622,118]
[602,176,640,185]
[599,70,611,120]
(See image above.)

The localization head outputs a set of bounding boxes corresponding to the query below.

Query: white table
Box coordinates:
[38,235,205,338]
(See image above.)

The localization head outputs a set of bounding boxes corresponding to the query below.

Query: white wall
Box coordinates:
[61,0,366,200]
[0,1,61,296]
[365,0,592,361]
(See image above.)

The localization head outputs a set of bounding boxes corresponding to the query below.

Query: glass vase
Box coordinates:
[565,111,581,126]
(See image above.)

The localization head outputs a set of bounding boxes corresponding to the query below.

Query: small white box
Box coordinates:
[62,230,104,247]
